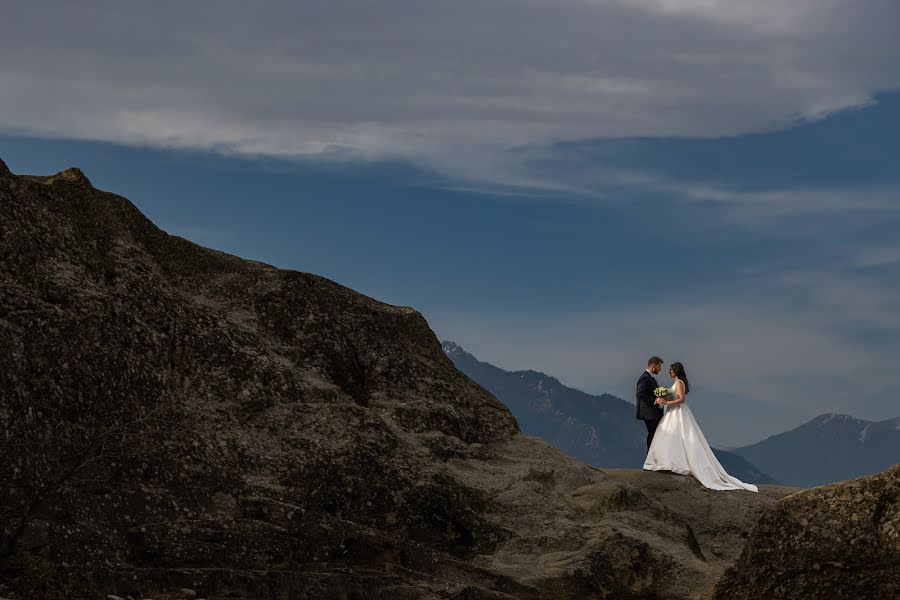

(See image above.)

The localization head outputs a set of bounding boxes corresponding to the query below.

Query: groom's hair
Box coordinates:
[647,356,663,366]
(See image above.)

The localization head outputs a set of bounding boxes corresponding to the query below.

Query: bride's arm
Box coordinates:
[666,381,686,406]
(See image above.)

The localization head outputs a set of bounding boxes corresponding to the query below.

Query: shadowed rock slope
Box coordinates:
[1,160,793,599]
[714,462,900,600]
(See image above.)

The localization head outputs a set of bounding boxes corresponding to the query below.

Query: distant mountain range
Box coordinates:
[443,341,776,485]
[732,413,900,487]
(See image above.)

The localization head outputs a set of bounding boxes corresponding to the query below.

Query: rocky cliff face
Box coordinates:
[0,160,794,599]
[714,462,900,599]
[0,159,513,598]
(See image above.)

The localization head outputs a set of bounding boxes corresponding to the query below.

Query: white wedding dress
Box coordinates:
[643,383,758,492]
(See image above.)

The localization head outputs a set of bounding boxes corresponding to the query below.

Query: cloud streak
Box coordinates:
[2,0,899,176]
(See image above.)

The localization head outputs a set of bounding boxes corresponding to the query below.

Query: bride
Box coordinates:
[643,362,758,492]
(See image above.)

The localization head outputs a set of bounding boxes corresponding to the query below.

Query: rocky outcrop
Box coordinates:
[446,441,791,600]
[714,463,900,599]
[1,160,794,599]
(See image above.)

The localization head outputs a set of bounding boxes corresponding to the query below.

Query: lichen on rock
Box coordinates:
[0,162,812,599]
[714,463,900,599]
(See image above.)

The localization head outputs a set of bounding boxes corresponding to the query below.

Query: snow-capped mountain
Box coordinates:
[442,341,776,484]
[734,413,900,486]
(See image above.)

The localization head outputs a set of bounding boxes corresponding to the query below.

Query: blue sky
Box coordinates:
[3,1,900,445]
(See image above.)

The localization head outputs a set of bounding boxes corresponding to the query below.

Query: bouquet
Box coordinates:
[653,387,672,399]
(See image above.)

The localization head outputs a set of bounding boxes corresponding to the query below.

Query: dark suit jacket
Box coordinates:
[636,370,664,421]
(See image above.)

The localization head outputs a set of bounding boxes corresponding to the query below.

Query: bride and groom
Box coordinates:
[637,356,758,492]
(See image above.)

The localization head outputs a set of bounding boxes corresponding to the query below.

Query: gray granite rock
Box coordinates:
[0,162,800,599]
[713,462,900,599]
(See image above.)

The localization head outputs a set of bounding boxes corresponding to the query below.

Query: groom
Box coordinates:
[636,356,665,450]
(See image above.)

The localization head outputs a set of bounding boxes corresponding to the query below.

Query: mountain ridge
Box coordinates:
[733,410,900,486]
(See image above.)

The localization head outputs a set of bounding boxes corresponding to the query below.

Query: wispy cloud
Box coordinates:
[2,0,898,176]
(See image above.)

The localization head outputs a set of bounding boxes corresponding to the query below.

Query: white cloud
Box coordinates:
[846,245,900,269]
[1,0,898,177]
[598,172,900,229]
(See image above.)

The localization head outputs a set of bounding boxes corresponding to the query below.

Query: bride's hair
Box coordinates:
[670,362,690,394]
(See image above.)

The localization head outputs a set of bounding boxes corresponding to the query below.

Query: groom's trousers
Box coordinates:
[644,418,661,450]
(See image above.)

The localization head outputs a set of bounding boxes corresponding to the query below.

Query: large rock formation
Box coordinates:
[714,462,900,599]
[0,159,793,599]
